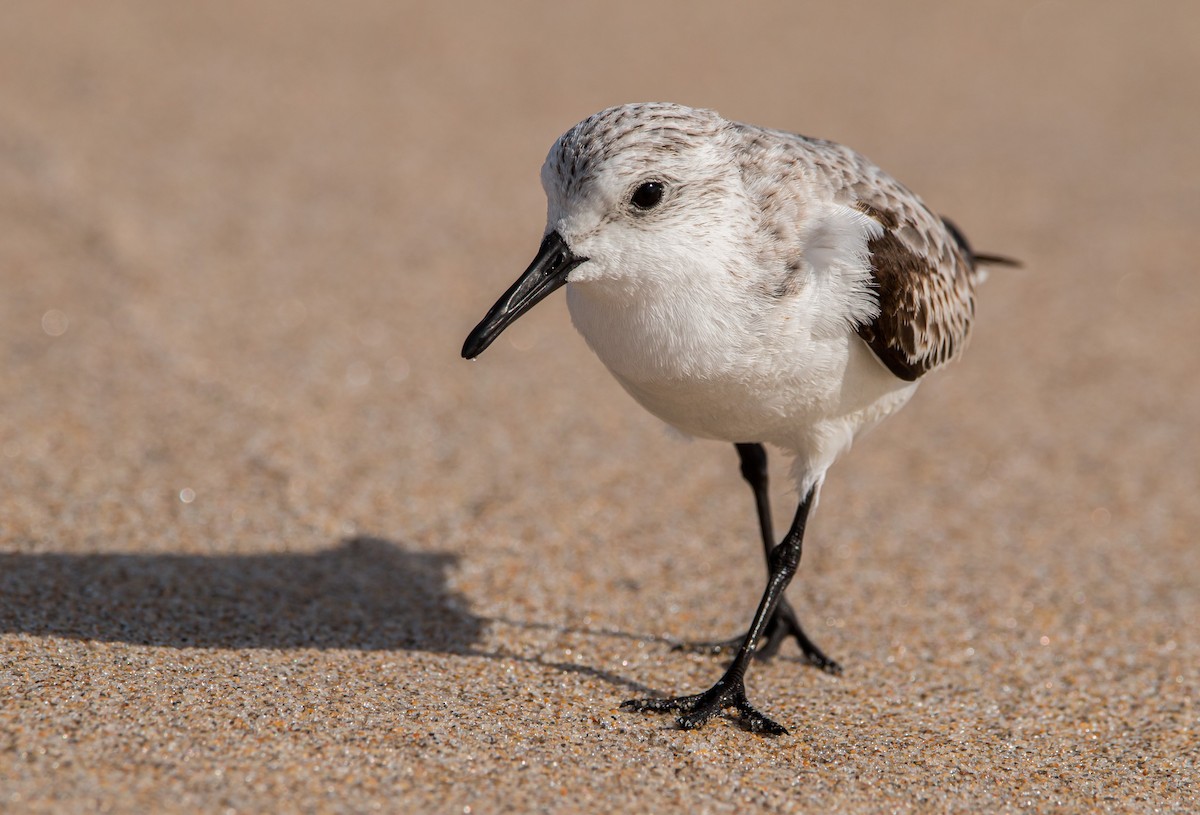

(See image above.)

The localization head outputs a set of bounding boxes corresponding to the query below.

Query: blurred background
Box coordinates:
[1,2,1197,811]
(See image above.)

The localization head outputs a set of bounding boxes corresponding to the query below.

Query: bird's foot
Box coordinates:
[671,601,843,675]
[621,676,786,735]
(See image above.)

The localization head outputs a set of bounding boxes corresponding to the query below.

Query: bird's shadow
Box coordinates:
[0,536,659,695]
[0,537,482,652]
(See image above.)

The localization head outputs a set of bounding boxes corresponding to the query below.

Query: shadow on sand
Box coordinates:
[0,536,666,695]
[0,537,483,652]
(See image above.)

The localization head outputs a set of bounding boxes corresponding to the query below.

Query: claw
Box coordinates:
[622,678,788,735]
[735,698,787,735]
[804,649,843,676]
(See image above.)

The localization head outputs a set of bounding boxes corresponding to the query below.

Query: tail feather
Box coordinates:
[971,252,1022,268]
[941,215,1022,270]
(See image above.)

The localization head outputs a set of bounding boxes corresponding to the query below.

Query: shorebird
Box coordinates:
[462,103,1015,734]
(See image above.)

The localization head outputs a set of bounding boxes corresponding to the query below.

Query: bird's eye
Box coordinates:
[630,181,665,210]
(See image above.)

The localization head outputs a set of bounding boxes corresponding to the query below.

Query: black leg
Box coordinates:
[622,485,818,734]
[736,443,841,672]
[736,442,776,558]
[675,444,840,673]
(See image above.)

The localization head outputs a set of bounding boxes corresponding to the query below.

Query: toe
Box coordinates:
[677,707,720,730]
[736,700,788,735]
[806,652,843,675]
[621,693,702,714]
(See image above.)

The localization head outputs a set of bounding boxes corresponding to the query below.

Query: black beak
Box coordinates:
[461,231,587,359]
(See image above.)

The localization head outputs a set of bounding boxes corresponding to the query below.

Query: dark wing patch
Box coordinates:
[854,204,977,382]
[852,200,898,231]
[726,122,986,382]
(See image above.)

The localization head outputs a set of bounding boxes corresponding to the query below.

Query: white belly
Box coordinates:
[566,280,918,481]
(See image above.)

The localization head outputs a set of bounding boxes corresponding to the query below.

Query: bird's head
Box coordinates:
[462,103,754,360]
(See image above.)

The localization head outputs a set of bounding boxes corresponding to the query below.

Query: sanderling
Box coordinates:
[462,102,1016,735]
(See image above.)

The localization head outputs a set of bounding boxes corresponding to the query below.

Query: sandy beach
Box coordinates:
[2,2,1197,811]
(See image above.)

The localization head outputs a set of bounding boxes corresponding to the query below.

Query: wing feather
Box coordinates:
[731,122,986,381]
[853,199,977,381]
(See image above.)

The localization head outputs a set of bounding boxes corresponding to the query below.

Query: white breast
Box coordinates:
[565,277,916,483]
[562,200,919,489]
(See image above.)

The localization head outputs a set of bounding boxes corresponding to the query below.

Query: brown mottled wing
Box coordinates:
[732,123,981,381]
[850,198,978,382]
